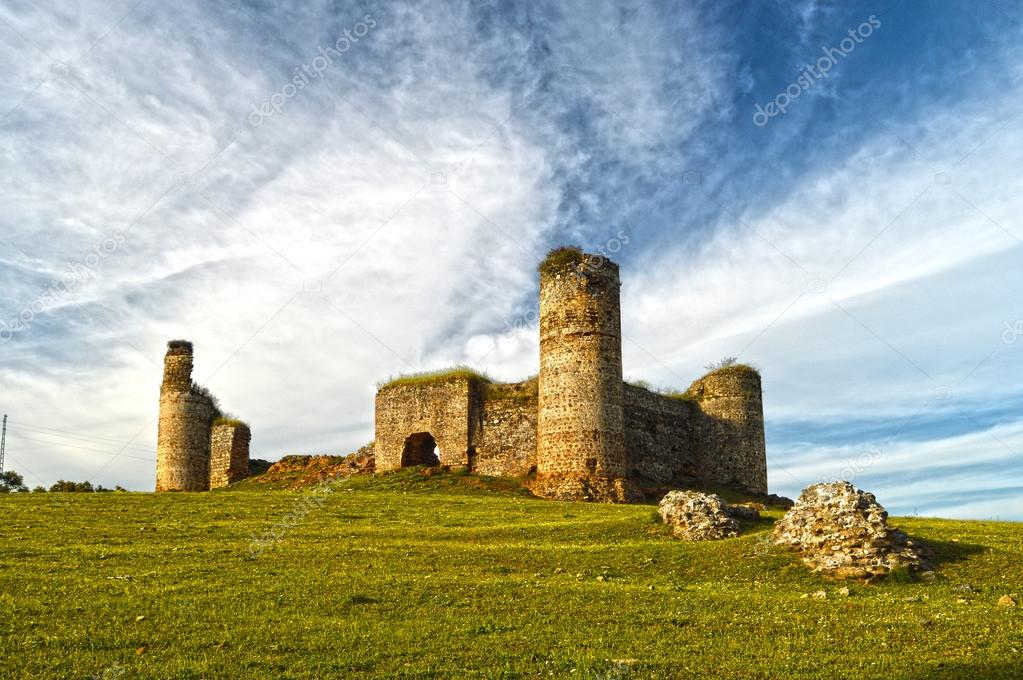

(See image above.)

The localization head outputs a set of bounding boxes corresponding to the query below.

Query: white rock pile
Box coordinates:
[772,482,931,580]
[658,491,742,540]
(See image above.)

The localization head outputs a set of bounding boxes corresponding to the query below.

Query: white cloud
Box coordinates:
[1,1,1020,523]
[0,0,727,491]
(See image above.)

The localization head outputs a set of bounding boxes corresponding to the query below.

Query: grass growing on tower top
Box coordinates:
[166,339,193,353]
[537,245,586,276]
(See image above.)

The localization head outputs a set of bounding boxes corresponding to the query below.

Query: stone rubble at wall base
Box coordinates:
[528,474,644,504]
[772,481,932,580]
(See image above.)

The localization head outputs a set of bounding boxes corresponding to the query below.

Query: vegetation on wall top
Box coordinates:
[213,417,249,429]
[537,246,586,276]
[167,339,193,352]
[378,366,493,390]
[190,382,223,419]
[625,359,759,402]
[485,375,539,402]
[700,362,760,379]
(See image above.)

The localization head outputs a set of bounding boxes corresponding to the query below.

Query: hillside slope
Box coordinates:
[0,481,1020,679]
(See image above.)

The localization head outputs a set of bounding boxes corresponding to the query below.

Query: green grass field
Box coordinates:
[1,470,1021,679]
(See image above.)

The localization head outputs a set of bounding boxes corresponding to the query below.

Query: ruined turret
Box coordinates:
[686,364,768,494]
[155,340,217,492]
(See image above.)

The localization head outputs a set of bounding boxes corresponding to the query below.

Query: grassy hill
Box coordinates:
[1,470,1021,679]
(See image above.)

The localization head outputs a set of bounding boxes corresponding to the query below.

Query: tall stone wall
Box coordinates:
[374,377,484,471]
[535,254,637,502]
[686,366,768,494]
[156,342,215,492]
[622,384,699,484]
[209,423,251,489]
[474,381,538,477]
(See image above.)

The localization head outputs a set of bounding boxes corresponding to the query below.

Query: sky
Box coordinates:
[1,0,1021,519]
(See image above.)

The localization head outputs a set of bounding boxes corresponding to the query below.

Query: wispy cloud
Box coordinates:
[1,1,1021,519]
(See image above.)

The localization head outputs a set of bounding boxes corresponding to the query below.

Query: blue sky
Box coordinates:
[1,0,1021,519]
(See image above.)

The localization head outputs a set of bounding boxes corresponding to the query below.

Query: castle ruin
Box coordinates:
[375,248,768,502]
[156,341,251,491]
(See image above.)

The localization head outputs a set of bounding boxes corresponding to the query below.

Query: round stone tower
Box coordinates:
[156,340,216,492]
[686,365,768,494]
[534,248,639,502]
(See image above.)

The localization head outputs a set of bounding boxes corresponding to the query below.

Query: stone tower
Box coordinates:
[686,365,768,494]
[156,341,217,491]
[534,249,639,502]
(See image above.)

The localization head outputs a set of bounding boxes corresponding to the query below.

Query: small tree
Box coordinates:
[49,480,95,493]
[705,356,738,371]
[0,470,27,493]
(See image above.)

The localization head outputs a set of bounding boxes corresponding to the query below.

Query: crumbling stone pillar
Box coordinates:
[156,341,215,492]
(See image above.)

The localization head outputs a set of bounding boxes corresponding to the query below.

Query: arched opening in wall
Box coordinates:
[401,432,440,467]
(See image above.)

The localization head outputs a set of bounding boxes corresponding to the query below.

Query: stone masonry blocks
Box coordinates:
[210,423,251,489]
[685,366,768,494]
[374,378,485,472]
[535,258,637,502]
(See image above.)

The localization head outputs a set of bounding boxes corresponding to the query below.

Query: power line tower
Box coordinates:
[0,414,6,473]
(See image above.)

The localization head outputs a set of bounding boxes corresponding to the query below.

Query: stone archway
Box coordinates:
[401,432,440,467]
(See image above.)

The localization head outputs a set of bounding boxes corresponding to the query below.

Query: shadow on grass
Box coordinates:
[910,534,986,568]
[902,661,1023,679]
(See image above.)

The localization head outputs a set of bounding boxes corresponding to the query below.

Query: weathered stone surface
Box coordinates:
[658,490,740,540]
[529,474,643,503]
[475,380,538,477]
[375,378,483,472]
[683,366,768,494]
[772,482,931,579]
[209,423,251,489]
[764,494,795,509]
[623,384,698,484]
